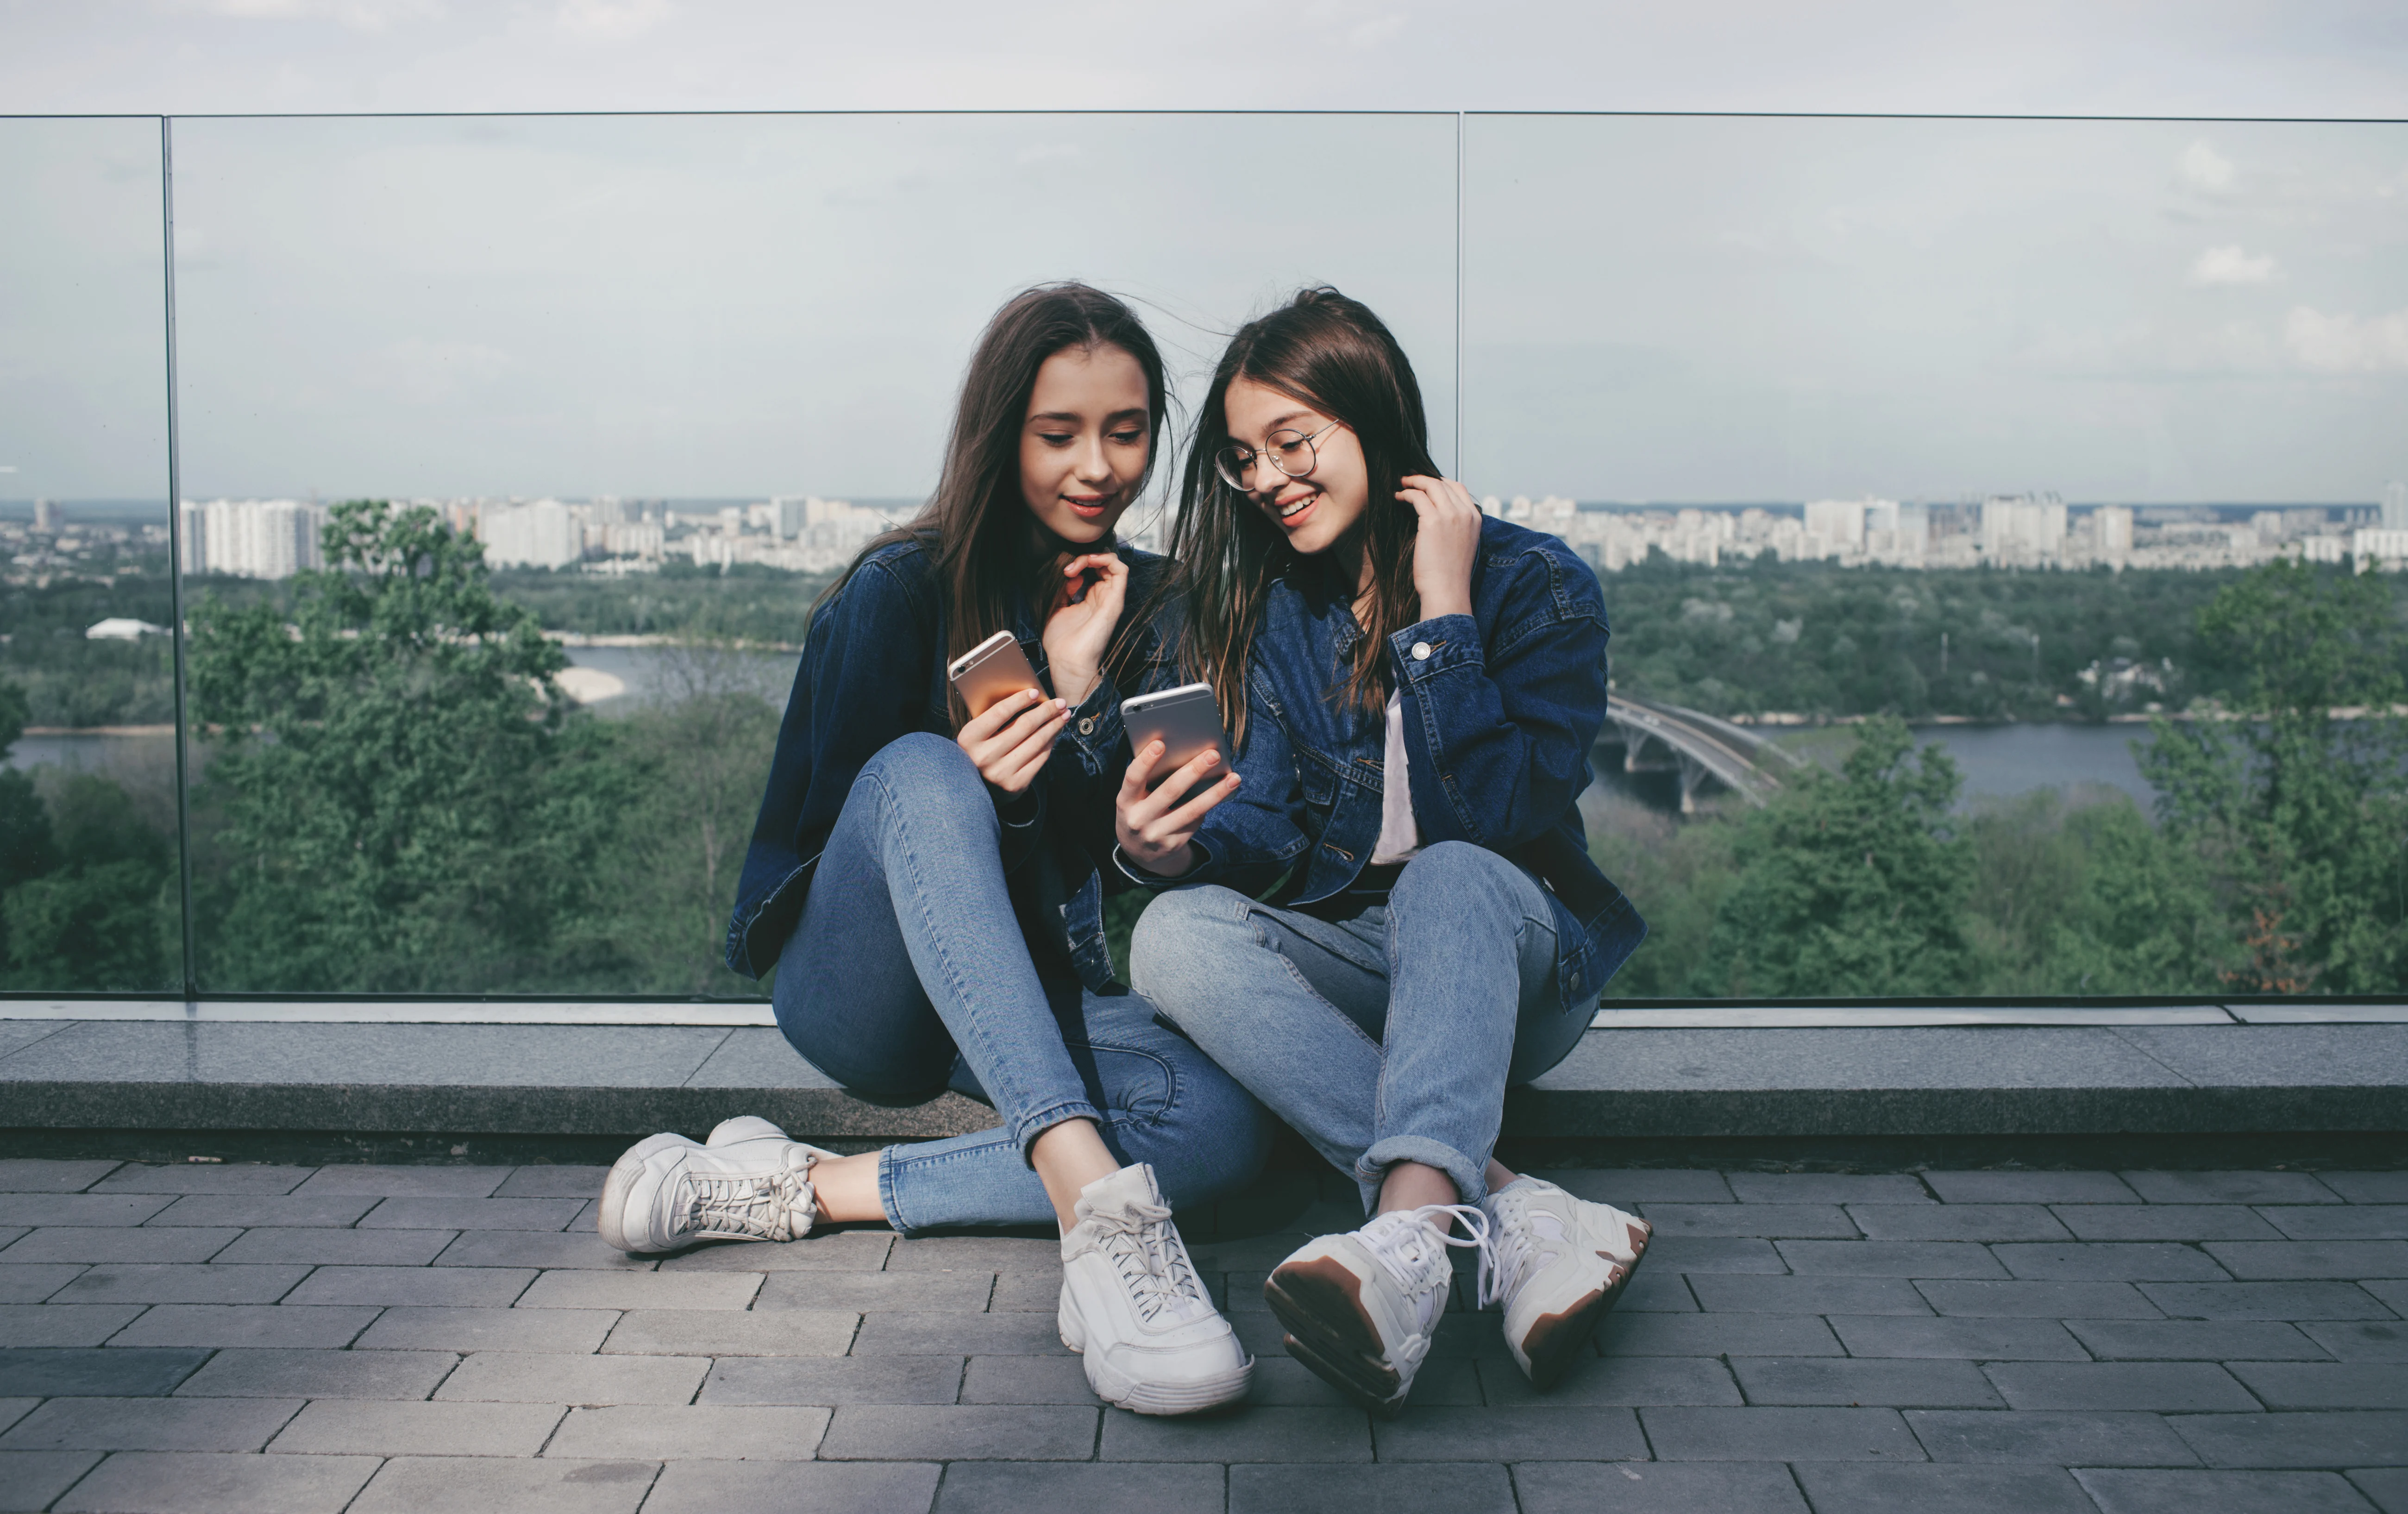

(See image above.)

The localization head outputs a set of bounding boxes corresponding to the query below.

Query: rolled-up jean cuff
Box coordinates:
[1356,1136,1489,1214]
[1010,1098,1104,1161]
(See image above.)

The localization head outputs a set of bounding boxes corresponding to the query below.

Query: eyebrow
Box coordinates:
[1230,409,1313,441]
[1030,408,1150,425]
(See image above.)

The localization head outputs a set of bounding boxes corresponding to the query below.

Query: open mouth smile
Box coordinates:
[1271,490,1318,523]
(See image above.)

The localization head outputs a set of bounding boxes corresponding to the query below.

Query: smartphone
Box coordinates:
[1122,682,1233,792]
[947,629,1043,718]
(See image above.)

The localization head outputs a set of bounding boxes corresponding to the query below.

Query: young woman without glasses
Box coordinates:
[598,283,1267,1416]
[1120,288,1652,1414]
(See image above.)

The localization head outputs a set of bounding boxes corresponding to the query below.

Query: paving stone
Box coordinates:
[959,1355,1094,1405]
[1924,1171,2141,1205]
[172,1348,458,1400]
[1993,1242,2231,1281]
[0,1348,211,1397]
[550,1402,832,1460]
[2325,1174,2408,1205]
[1793,1462,2099,1512]
[1828,1314,2088,1360]
[1725,1174,1932,1205]
[2207,1241,2408,1279]
[1984,1361,2260,1412]
[0,1227,238,1264]
[286,1266,534,1307]
[269,1398,566,1456]
[2122,1171,2343,1205]
[938,1461,1225,1514]
[289,1166,508,1199]
[1599,1311,1845,1357]
[816,1404,1097,1460]
[1905,1408,2199,1465]
[656,1231,895,1272]
[433,1230,657,1270]
[1375,1403,1649,1461]
[1690,1275,1930,1314]
[2076,1467,2382,1513]
[2349,1468,2408,1513]
[52,1451,378,1514]
[0,1395,303,1452]
[2368,1281,2408,1314]
[352,1305,617,1354]
[2228,1362,2408,1409]
[1232,1356,1421,1408]
[359,1197,586,1231]
[94,1164,315,1196]
[52,1264,309,1304]
[1103,1402,1368,1461]
[2304,1322,2408,1362]
[755,1269,991,1313]
[345,1456,657,1514]
[2139,1281,2395,1319]
[1530,1168,1736,1204]
[516,1269,760,1311]
[2261,1207,2408,1241]
[1638,1405,1924,1460]
[697,1356,965,1406]
[853,1311,1071,1356]
[1916,1280,2161,1317]
[1731,1355,2002,1408]
[0,1303,144,1347]
[600,1308,855,1357]
[644,1461,939,1514]
[0,1264,83,1303]
[1644,1237,1786,1274]
[0,1194,172,1227]
[1474,1353,1741,1407]
[2055,1205,2284,1241]
[1638,1205,1856,1238]
[1616,1271,1700,1312]
[1511,1460,1809,1514]
[1775,1241,2006,1278]
[142,1195,377,1228]
[0,1450,103,1513]
[107,1304,381,1350]
[0,1161,119,1194]
[2069,1319,2331,1360]
[1846,1204,2069,1242]
[434,1351,708,1405]
[492,1166,609,1198]
[990,1270,1088,1312]
[0,1401,34,1434]
[885,1237,1062,1273]
[210,1229,454,1267]
[2170,1410,2408,1468]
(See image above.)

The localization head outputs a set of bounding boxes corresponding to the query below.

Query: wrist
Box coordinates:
[1050,661,1102,705]
[1417,593,1472,621]
[1134,841,1192,878]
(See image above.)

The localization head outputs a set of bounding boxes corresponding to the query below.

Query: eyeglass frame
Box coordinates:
[1213,419,1343,492]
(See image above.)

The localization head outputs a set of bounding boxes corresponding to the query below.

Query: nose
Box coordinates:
[1075,432,1114,484]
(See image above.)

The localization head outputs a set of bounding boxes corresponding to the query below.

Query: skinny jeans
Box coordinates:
[771,732,1269,1236]
[1131,840,1596,1213]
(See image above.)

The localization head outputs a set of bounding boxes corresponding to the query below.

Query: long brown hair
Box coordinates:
[817,283,1171,725]
[1170,287,1438,744]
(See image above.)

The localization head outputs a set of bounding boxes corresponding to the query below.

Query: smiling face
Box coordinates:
[1221,376,1369,558]
[1018,343,1150,547]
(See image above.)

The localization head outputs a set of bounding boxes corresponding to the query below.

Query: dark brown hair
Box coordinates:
[1170,287,1438,743]
[818,283,1170,725]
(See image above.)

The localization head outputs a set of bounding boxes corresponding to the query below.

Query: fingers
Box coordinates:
[1121,748,1223,830]
[989,713,1063,788]
[959,685,1044,742]
[1156,770,1241,836]
[1118,740,1164,804]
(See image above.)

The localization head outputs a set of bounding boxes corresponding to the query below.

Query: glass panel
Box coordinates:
[1467,116,2408,998]
[170,112,1457,996]
[0,118,182,995]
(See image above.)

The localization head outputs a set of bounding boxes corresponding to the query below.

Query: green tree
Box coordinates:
[0,682,59,970]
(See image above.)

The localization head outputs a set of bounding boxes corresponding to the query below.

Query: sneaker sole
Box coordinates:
[597,1131,691,1253]
[1059,1299,1253,1416]
[1518,1227,1653,1390]
[1262,1256,1411,1417]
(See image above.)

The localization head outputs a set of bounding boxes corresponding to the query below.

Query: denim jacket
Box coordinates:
[1128,515,1645,1010]
[725,536,1157,993]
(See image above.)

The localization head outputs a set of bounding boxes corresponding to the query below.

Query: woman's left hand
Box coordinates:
[1397,475,1481,622]
[1040,551,1128,706]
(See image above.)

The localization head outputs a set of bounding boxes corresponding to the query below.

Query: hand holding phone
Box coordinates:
[949,631,1063,793]
[947,629,1043,719]
[1116,683,1241,877]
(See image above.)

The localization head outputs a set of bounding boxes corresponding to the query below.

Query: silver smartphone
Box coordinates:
[946,629,1043,719]
[1121,682,1233,792]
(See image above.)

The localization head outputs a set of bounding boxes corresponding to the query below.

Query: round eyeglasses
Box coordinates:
[1213,420,1341,492]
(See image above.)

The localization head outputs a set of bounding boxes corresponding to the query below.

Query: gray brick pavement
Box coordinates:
[0,1155,2399,1510]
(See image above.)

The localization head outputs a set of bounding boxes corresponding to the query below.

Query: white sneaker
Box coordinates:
[596,1131,827,1254]
[1057,1164,1251,1415]
[706,1114,823,1150]
[1264,1203,1487,1416]
[1478,1177,1653,1388]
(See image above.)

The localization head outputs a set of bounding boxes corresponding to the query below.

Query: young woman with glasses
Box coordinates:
[596,283,1267,1417]
[1118,287,1653,1415]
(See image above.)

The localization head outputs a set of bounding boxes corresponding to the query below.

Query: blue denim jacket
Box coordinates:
[725,536,1155,993]
[1132,515,1644,1010]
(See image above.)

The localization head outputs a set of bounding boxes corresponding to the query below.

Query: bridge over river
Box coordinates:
[1601,694,1808,812]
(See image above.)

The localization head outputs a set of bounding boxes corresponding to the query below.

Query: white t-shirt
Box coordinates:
[1370,691,1423,865]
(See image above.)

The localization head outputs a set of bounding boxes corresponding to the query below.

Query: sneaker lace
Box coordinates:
[1361,1203,1492,1303]
[679,1165,815,1243]
[1091,1196,1210,1326]
[1475,1189,1560,1311]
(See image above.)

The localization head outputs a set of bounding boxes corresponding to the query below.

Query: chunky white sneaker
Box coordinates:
[596,1131,824,1254]
[1479,1177,1653,1388]
[1264,1204,1487,1416]
[705,1115,795,1146]
[1057,1164,1251,1415]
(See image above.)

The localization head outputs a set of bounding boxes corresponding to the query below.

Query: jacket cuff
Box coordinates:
[1389,614,1483,683]
[1113,834,1215,889]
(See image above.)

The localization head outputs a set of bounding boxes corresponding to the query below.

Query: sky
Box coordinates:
[2,2,2405,506]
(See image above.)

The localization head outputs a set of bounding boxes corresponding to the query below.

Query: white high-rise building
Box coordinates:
[481,498,582,569]
[2383,481,2408,532]
[1982,494,2068,563]
[1802,498,1869,559]
[179,498,325,579]
[2095,505,2136,563]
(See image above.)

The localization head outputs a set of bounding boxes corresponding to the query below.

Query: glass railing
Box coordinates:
[3,111,2402,1005]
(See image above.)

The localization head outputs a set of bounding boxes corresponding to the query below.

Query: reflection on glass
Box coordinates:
[169,113,1457,995]
[1465,116,2408,999]
[0,119,181,993]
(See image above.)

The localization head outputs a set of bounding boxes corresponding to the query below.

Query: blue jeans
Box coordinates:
[771,733,1270,1236]
[1131,840,1596,1213]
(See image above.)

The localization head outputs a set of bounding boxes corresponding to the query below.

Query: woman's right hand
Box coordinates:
[958,687,1069,795]
[1115,741,1241,877]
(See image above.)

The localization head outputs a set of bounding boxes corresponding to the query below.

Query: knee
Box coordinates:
[1129,886,1250,1011]
[1390,840,1518,921]
[858,732,985,814]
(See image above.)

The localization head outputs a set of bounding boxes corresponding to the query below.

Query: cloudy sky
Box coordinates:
[2,2,2404,506]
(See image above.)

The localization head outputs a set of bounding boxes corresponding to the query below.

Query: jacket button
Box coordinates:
[1411,641,1432,661]
[1078,717,1095,735]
